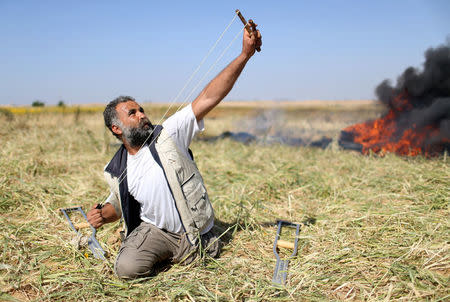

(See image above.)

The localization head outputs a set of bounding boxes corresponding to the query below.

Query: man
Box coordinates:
[87,26,262,279]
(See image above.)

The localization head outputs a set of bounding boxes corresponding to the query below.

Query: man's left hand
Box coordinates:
[87,203,105,229]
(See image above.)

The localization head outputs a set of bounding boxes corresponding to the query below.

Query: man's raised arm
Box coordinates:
[192,25,262,121]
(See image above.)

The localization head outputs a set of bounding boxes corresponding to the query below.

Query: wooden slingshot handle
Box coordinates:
[277,239,295,250]
[235,9,261,52]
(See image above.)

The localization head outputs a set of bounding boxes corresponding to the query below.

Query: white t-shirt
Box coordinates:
[126,104,209,234]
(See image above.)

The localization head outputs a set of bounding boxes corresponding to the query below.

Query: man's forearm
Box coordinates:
[101,203,120,223]
[192,53,251,121]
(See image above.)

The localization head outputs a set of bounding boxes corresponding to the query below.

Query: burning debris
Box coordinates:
[339,41,450,156]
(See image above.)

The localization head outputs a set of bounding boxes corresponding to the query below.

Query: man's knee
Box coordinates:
[114,249,155,279]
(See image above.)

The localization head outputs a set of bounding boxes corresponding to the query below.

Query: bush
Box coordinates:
[32,100,45,107]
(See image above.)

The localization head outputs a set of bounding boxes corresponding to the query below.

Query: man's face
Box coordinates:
[114,101,153,147]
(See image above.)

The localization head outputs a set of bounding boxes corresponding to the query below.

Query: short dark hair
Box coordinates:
[103,96,135,139]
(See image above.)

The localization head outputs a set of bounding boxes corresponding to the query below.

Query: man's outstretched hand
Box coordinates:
[242,22,262,58]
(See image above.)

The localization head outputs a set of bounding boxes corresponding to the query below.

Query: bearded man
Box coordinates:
[86,27,262,279]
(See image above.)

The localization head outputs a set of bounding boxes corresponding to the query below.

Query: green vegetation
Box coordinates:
[0,102,448,301]
[31,100,45,107]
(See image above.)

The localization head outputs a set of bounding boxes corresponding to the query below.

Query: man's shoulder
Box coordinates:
[104,144,127,177]
[162,105,194,129]
[155,127,177,147]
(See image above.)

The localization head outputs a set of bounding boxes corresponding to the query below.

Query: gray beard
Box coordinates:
[122,124,154,148]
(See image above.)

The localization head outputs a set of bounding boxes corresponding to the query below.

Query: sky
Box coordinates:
[0,0,449,106]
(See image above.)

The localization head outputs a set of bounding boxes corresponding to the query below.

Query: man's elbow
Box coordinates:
[192,97,216,121]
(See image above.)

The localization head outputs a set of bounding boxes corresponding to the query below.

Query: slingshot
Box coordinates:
[60,205,106,260]
[272,220,301,285]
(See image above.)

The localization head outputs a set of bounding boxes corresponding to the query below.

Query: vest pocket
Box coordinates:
[181,174,213,229]
[181,172,195,187]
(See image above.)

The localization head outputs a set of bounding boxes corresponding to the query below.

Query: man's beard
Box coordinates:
[121,119,154,148]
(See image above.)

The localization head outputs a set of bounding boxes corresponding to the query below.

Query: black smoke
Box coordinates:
[376,41,450,110]
[375,40,450,148]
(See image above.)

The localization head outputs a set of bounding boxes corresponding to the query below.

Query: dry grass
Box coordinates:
[0,102,448,301]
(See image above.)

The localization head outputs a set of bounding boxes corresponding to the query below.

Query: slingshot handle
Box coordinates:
[277,240,295,250]
[235,9,261,52]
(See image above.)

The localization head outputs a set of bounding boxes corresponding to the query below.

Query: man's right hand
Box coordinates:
[87,204,105,228]
[241,22,262,59]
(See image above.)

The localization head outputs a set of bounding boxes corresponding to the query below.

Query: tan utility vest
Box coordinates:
[104,128,214,244]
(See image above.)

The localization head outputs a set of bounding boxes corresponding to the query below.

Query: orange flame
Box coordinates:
[342,93,447,156]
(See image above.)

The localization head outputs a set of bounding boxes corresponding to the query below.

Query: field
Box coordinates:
[0,101,448,301]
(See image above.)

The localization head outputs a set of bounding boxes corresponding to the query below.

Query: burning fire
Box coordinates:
[340,92,448,156]
[340,41,450,157]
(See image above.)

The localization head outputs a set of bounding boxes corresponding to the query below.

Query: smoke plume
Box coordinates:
[375,41,450,138]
